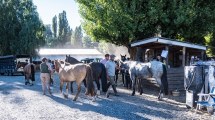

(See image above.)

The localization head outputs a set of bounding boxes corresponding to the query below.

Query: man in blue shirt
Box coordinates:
[105,54,119,97]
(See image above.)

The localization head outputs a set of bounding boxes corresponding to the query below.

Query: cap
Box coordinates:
[42,57,47,62]
[110,54,116,58]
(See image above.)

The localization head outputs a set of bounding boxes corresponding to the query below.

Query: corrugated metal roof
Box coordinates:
[39,49,102,55]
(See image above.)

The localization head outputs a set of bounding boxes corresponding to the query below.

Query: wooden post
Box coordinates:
[182,47,186,67]
[165,46,169,66]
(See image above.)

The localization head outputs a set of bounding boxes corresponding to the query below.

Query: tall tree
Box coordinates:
[76,0,215,55]
[71,25,83,48]
[58,10,70,46]
[0,0,45,56]
[82,36,93,48]
[52,15,57,38]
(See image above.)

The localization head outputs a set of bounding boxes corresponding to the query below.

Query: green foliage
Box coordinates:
[0,0,45,56]
[76,0,215,52]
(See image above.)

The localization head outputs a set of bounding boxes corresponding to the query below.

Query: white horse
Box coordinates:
[120,60,168,100]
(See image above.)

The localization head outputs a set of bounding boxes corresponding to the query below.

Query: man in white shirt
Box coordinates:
[105,54,119,97]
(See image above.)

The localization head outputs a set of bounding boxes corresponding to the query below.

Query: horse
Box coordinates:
[65,55,108,95]
[120,60,168,100]
[23,63,36,86]
[54,60,95,101]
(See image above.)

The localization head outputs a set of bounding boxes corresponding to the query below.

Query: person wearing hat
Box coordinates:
[100,54,110,65]
[105,54,119,97]
[40,57,52,95]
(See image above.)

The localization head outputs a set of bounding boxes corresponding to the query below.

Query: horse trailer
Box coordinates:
[0,55,31,75]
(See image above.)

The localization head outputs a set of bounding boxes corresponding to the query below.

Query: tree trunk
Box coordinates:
[135,47,144,62]
[127,46,136,60]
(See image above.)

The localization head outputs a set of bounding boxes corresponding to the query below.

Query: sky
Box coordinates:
[33,0,81,30]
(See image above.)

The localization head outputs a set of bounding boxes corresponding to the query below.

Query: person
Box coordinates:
[47,59,54,86]
[157,55,162,62]
[105,54,119,97]
[101,54,109,65]
[114,60,120,86]
[40,57,52,95]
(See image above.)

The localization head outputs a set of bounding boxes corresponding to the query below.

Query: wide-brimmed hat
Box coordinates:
[110,54,116,58]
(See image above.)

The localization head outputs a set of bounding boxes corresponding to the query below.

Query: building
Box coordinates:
[33,48,103,61]
[130,37,207,91]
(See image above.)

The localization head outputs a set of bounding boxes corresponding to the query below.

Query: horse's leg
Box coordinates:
[139,79,144,95]
[95,78,100,95]
[137,78,141,93]
[64,82,69,98]
[156,78,163,100]
[131,75,136,96]
[60,81,64,94]
[70,82,73,93]
[115,71,118,85]
[122,72,125,87]
[73,83,81,101]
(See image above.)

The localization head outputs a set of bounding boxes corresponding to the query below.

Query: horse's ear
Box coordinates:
[125,54,126,57]
[120,54,122,56]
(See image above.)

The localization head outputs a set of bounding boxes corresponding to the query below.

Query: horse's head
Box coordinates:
[65,55,80,64]
[120,54,127,62]
[119,61,130,72]
[54,60,61,73]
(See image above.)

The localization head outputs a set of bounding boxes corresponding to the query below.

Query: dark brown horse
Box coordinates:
[54,60,95,101]
[65,55,108,95]
[23,63,36,86]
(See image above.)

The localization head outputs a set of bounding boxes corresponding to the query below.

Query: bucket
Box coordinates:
[186,90,194,108]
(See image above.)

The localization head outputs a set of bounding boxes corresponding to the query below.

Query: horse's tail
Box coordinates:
[101,63,108,92]
[161,64,168,95]
[31,64,35,81]
[85,65,95,96]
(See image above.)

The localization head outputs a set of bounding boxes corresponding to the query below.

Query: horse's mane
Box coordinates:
[65,55,82,64]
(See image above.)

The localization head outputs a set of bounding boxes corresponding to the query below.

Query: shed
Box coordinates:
[130,37,207,91]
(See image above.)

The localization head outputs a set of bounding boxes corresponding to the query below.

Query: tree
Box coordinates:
[82,36,94,48]
[76,0,215,56]
[52,15,57,38]
[0,0,45,56]
[58,10,70,46]
[71,25,83,48]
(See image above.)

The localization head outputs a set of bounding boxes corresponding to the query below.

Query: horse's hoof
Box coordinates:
[106,92,109,98]
[63,94,68,99]
[97,91,100,95]
[92,96,96,102]
[140,93,143,95]
[73,98,77,101]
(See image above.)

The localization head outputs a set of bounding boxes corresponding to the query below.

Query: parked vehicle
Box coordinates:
[80,58,102,63]
[0,55,31,75]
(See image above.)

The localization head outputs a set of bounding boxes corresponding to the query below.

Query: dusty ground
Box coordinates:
[0,72,214,120]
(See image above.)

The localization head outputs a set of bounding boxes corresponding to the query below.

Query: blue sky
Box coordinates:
[33,0,81,30]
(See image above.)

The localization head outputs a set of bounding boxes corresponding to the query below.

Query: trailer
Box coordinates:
[0,55,31,75]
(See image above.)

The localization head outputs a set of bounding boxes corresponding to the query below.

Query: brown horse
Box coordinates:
[23,63,36,86]
[54,60,95,101]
